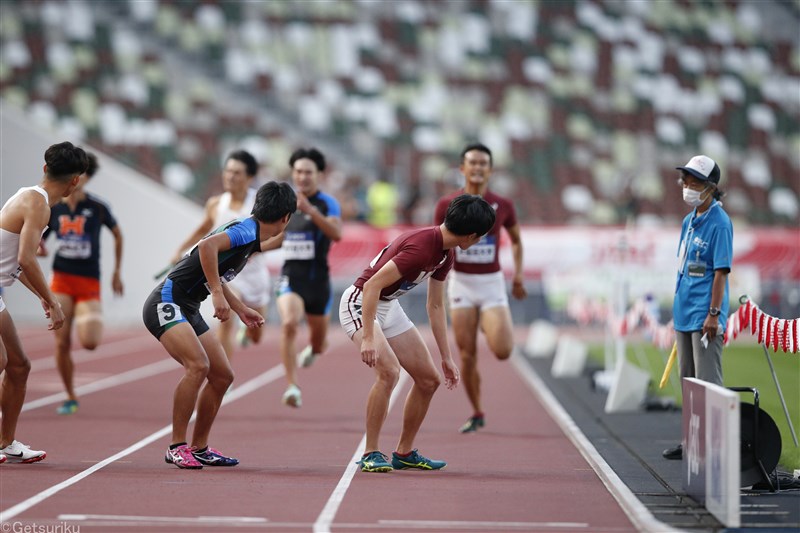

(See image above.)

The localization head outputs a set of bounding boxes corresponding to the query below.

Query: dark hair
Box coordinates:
[252,181,297,223]
[708,163,723,200]
[289,147,326,172]
[84,152,99,177]
[227,150,259,177]
[44,142,89,181]
[460,142,492,167]
[444,194,496,236]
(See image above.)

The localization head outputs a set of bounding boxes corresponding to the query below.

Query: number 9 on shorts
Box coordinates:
[157,302,183,327]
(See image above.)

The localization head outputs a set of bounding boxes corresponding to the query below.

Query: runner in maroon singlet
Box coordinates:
[434,143,527,434]
[339,194,496,473]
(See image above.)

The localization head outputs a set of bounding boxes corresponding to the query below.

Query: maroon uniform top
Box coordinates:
[434,189,517,274]
[354,226,454,301]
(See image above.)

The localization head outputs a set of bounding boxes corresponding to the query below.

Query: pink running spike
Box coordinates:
[166,444,202,469]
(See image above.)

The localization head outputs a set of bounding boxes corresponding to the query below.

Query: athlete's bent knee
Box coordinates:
[281,320,299,339]
[211,368,234,389]
[5,356,31,381]
[494,346,513,360]
[81,340,100,351]
[415,372,441,394]
[184,361,210,383]
[376,366,401,389]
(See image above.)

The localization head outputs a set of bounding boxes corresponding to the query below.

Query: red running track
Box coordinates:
[1,325,641,532]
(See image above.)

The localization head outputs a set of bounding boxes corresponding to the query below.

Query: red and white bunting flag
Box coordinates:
[740,300,751,330]
[750,305,760,336]
[765,316,773,350]
[793,319,799,354]
[772,319,783,352]
[761,315,772,346]
[726,311,738,343]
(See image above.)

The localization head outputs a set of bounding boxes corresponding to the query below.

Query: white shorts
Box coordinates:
[339,285,414,340]
[229,262,271,308]
[0,294,5,313]
[447,271,509,311]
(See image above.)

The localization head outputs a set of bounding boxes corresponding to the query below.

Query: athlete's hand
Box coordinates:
[112,271,124,296]
[295,191,312,214]
[441,357,460,390]
[211,291,230,322]
[47,301,65,331]
[360,337,378,367]
[238,307,265,329]
[36,239,48,257]
[511,278,527,300]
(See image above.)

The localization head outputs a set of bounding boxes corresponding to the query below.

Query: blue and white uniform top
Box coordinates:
[280,191,341,282]
[0,186,49,287]
[672,199,733,332]
[167,217,262,302]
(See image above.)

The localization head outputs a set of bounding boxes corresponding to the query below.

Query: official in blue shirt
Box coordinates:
[663,155,733,460]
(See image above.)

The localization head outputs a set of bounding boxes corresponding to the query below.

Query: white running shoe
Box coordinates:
[0,440,46,463]
[282,384,302,408]
[0,452,6,464]
[297,346,318,368]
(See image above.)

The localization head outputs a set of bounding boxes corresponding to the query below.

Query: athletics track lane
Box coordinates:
[1,327,636,532]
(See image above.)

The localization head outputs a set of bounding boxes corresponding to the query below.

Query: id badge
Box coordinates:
[687,260,706,277]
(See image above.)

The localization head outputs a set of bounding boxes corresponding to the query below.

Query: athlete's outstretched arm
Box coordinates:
[110,224,124,295]
[427,277,459,389]
[506,223,527,300]
[360,260,402,367]
[198,231,232,322]
[222,283,264,328]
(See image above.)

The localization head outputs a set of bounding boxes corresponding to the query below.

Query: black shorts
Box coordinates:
[275,274,332,315]
[142,279,209,340]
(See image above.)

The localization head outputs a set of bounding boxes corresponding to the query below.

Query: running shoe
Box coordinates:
[56,399,79,415]
[164,444,203,469]
[297,346,318,368]
[282,384,302,407]
[662,444,683,460]
[0,440,46,464]
[191,446,239,466]
[0,453,6,464]
[357,451,393,473]
[391,449,446,470]
[459,414,485,433]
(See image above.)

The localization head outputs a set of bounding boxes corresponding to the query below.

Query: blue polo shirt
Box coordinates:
[672,200,733,332]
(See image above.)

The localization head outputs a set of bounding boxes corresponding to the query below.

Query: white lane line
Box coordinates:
[510,354,681,533]
[379,520,588,529]
[59,514,267,524]
[313,371,409,533]
[30,336,155,373]
[0,365,285,523]
[23,359,179,412]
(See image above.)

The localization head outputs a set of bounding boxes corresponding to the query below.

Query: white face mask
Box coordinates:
[683,187,707,207]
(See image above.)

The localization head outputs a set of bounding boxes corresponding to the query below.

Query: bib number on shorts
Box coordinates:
[157,302,183,327]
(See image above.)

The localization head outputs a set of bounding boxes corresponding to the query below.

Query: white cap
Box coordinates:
[676,155,720,184]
